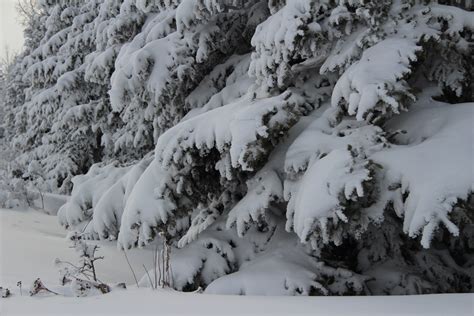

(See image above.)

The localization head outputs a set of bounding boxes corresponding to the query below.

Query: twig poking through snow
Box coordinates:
[143,265,154,289]
[30,278,59,296]
[123,250,139,288]
[17,281,22,296]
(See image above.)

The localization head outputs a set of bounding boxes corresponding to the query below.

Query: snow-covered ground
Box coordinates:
[1,208,473,316]
[3,287,473,316]
[0,208,155,287]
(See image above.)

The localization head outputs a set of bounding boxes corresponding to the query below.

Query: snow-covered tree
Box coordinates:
[4,0,474,295]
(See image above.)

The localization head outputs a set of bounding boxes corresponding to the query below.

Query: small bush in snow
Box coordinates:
[55,232,110,296]
[29,278,58,296]
[0,287,11,298]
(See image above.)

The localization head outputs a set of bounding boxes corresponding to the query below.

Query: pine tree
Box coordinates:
[4,0,473,295]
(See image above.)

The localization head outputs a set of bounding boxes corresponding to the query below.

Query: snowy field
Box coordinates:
[1,208,473,316]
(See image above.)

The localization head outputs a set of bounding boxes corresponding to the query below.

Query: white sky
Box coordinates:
[0,0,25,60]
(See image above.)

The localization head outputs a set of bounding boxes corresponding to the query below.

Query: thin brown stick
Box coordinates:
[157,246,162,287]
[153,243,158,289]
[123,250,139,288]
[169,261,174,288]
[44,288,60,295]
[161,247,165,288]
[142,265,154,289]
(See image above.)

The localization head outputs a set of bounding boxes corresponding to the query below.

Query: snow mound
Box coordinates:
[206,228,368,296]
[92,157,152,240]
[58,163,130,228]
[250,0,321,89]
[118,159,177,249]
[331,39,420,121]
[287,148,375,245]
[374,99,474,248]
[155,90,307,171]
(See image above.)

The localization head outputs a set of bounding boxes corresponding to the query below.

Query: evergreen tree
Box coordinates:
[3,0,473,295]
